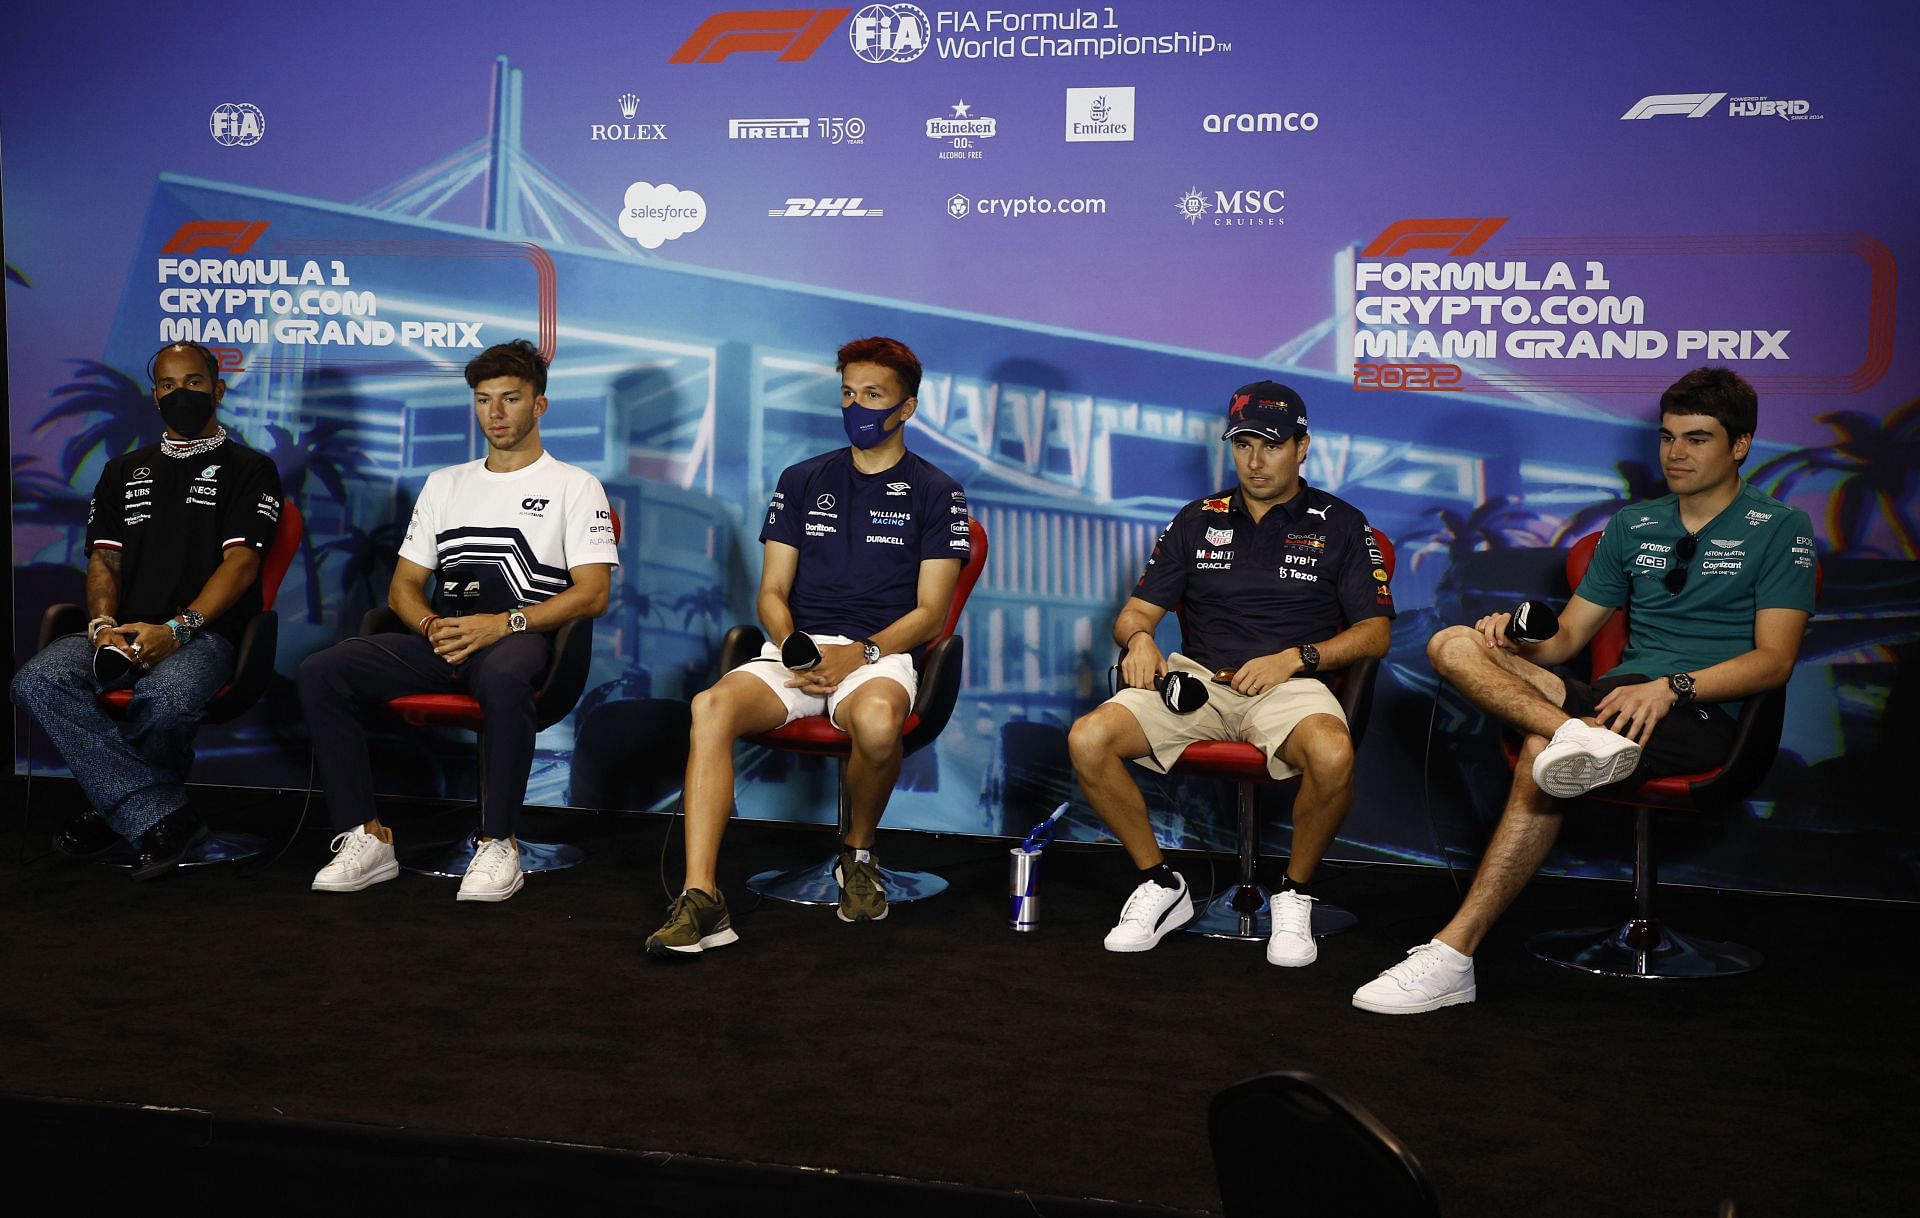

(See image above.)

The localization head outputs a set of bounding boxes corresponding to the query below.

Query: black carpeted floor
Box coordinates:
[2,777,1914,1216]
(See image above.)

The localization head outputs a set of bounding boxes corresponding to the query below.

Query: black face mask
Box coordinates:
[157,387,217,437]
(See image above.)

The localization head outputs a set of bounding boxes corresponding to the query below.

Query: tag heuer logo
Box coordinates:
[1205,527,1234,547]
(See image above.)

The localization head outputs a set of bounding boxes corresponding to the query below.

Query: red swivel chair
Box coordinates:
[1170,531,1397,940]
[359,509,620,877]
[37,499,306,865]
[717,517,988,906]
[1525,531,1818,979]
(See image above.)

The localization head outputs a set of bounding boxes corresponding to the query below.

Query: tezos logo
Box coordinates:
[849,4,930,63]
[593,93,668,141]
[210,103,265,147]
[1065,87,1133,142]
[619,181,706,250]
[521,498,551,512]
[1176,187,1286,228]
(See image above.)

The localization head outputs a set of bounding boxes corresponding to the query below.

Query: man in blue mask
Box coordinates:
[646,336,971,956]
[12,342,283,879]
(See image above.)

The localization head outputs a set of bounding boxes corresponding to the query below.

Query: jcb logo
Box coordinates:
[521,498,551,512]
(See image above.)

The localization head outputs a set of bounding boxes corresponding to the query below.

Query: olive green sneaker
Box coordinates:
[834,847,889,923]
[645,888,739,959]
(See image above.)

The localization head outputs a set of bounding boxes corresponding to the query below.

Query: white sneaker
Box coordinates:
[457,837,524,903]
[1265,889,1317,967]
[1103,872,1193,952]
[1532,719,1642,798]
[311,825,399,893]
[1352,940,1477,1015]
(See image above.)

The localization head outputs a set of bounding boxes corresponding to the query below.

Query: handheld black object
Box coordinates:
[1155,669,1210,714]
[93,637,142,689]
[781,631,823,671]
[1506,599,1561,645]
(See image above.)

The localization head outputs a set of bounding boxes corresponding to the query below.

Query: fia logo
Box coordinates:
[210,103,265,147]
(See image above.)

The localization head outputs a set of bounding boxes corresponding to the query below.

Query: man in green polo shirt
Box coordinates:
[1353,367,1816,1014]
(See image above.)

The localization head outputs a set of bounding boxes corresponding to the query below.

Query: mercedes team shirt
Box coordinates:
[761,448,971,644]
[85,438,284,644]
[401,451,619,617]
[1133,482,1395,674]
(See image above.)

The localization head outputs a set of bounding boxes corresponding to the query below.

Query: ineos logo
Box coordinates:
[522,498,551,512]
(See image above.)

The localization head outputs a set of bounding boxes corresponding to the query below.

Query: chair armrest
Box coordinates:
[361,606,405,636]
[903,635,965,755]
[719,625,766,674]
[1333,656,1384,750]
[203,611,278,724]
[40,603,86,652]
[1686,685,1786,807]
[533,616,595,732]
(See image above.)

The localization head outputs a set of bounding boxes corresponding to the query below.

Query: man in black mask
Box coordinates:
[11,342,284,878]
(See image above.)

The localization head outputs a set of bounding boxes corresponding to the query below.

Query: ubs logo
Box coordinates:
[522,498,551,512]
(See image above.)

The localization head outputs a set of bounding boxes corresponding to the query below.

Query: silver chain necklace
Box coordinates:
[160,426,229,459]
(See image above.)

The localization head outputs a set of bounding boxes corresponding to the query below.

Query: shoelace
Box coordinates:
[1387,943,1449,983]
[845,859,881,898]
[470,840,512,878]
[1119,879,1175,925]
[329,829,374,861]
[1272,891,1315,933]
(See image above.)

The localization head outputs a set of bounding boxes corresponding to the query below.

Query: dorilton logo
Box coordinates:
[593,92,667,141]
[1065,86,1134,141]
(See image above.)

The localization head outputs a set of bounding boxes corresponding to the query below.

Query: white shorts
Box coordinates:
[732,634,919,728]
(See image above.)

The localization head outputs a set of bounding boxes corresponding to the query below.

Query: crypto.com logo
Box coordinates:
[670,8,850,63]
[1620,92,1726,120]
[1361,218,1507,257]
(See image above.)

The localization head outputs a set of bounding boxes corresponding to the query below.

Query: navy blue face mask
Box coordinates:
[842,398,905,449]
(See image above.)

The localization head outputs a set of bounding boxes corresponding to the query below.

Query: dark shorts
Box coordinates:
[1560,673,1737,786]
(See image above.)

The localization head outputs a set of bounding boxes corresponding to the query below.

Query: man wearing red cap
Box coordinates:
[1068,380,1394,967]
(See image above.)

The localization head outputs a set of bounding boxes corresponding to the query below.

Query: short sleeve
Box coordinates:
[398,472,443,569]
[1132,515,1188,609]
[222,455,284,552]
[1575,513,1631,609]
[759,465,802,548]
[1756,509,1818,614]
[565,474,620,569]
[84,458,125,555]
[1336,519,1396,624]
[924,479,971,562]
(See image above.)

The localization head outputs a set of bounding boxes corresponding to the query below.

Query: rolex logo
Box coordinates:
[618,93,640,118]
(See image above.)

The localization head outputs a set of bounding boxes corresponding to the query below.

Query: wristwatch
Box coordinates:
[1666,672,1696,705]
[165,617,191,646]
[1297,643,1321,674]
[507,609,529,634]
[179,608,205,634]
[859,638,881,665]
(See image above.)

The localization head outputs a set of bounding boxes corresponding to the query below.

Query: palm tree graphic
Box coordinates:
[1750,401,1919,558]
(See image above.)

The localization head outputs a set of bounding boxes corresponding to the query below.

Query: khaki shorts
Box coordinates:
[1111,652,1347,780]
[732,634,918,728]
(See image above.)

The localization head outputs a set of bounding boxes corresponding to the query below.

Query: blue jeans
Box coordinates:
[11,631,236,840]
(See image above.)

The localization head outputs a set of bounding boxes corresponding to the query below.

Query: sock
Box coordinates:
[1278,874,1312,897]
[843,845,873,863]
[1141,861,1180,890]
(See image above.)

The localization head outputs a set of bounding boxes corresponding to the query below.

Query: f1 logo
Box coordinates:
[669,8,851,63]
[161,220,271,255]
[1361,218,1507,258]
[1620,93,1727,120]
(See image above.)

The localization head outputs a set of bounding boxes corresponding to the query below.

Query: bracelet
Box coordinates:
[87,616,118,642]
[417,613,440,637]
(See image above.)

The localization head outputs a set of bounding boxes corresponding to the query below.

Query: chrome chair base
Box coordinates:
[102,830,269,869]
[746,854,949,907]
[1529,919,1763,979]
[400,833,585,878]
[1184,884,1359,941]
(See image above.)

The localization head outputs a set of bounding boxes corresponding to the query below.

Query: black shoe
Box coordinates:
[52,809,124,860]
[130,808,209,881]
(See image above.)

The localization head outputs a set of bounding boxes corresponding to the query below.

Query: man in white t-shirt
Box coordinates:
[299,340,618,902]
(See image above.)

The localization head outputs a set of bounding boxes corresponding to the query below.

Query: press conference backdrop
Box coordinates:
[6,1,1915,900]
